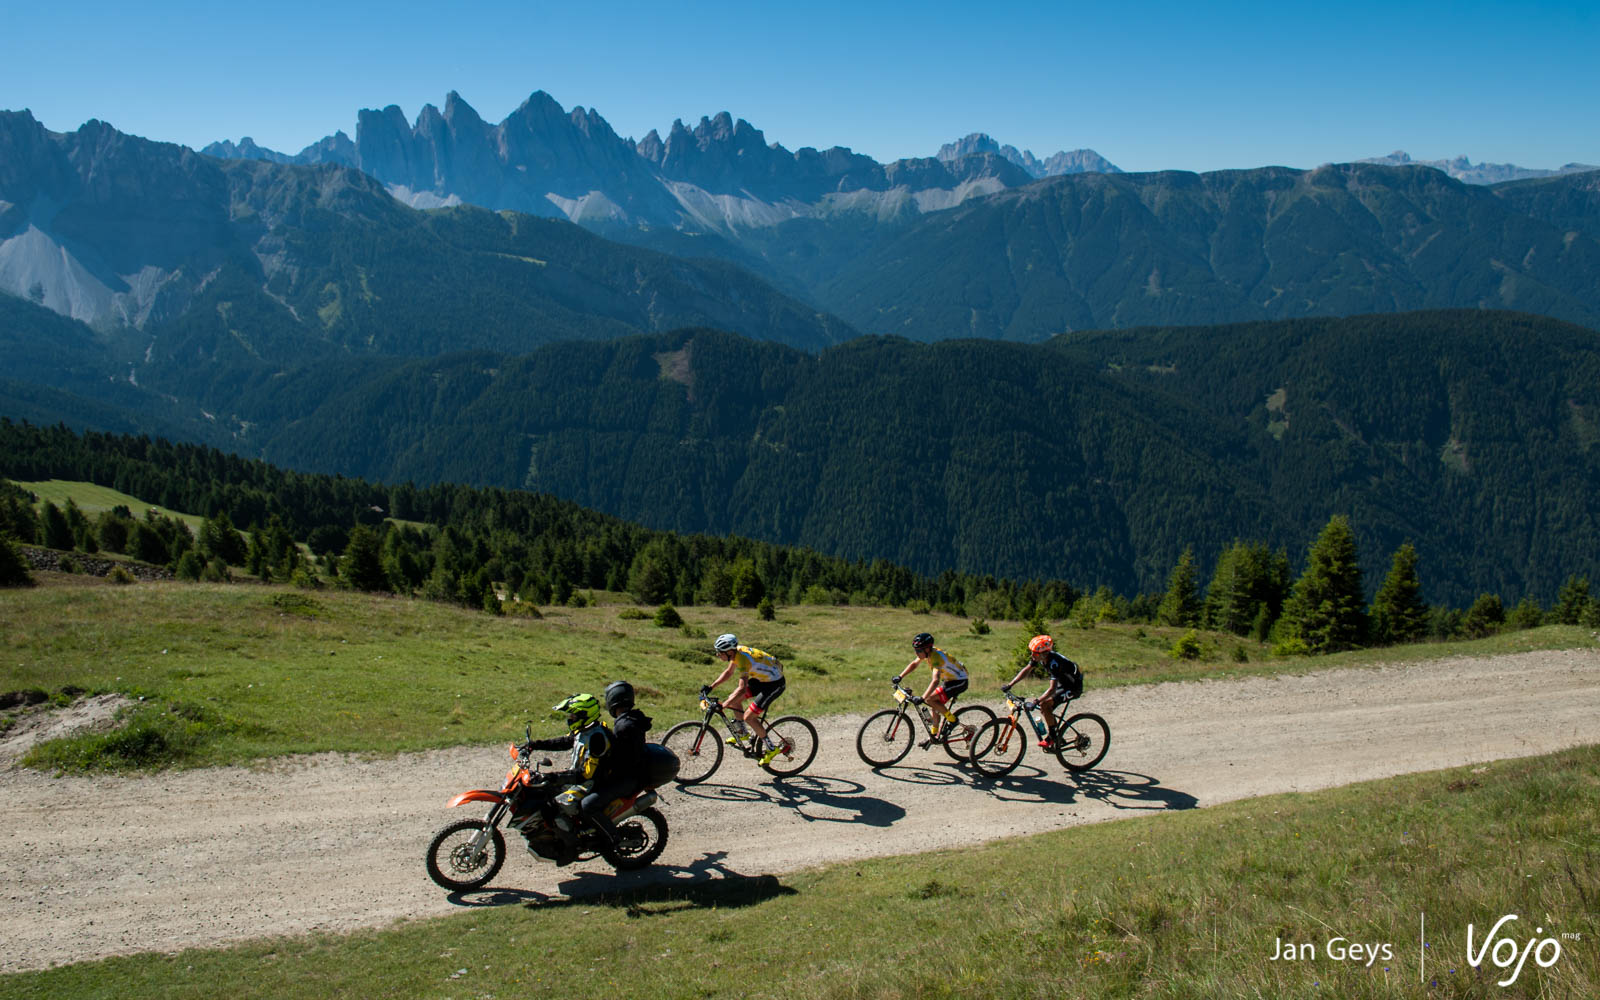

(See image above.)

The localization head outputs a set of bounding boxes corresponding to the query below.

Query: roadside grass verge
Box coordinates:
[4,746,1596,998]
[2,576,1594,769]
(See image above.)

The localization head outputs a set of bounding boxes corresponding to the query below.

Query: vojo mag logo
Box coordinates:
[1464,913,1567,988]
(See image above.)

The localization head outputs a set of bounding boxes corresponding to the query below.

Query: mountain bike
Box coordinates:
[661,689,818,784]
[968,689,1110,778]
[855,680,996,767]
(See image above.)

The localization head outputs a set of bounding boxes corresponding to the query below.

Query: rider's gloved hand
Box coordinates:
[1000,684,1012,692]
[889,677,901,685]
[699,685,711,697]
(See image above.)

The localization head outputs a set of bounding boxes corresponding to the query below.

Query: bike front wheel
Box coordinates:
[425,818,506,892]
[970,717,1026,777]
[856,708,914,767]
[940,705,997,762]
[662,720,724,785]
[761,716,819,776]
[1053,712,1111,772]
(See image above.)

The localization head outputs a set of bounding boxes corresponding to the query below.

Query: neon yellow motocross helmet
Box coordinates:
[551,693,602,733]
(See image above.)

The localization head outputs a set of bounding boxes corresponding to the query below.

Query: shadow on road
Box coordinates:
[669,774,908,826]
[975,766,1198,811]
[448,851,796,914]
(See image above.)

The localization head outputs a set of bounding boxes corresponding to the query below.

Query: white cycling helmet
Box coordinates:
[713,633,739,653]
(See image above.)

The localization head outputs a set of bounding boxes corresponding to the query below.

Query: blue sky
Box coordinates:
[4,0,1597,173]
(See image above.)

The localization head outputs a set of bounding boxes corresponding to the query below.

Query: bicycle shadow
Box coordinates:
[667,774,908,827]
[448,851,797,914]
[973,766,1198,812]
[768,773,907,827]
[870,762,968,787]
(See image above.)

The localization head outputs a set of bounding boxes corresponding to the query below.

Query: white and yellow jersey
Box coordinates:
[922,647,967,683]
[732,645,785,682]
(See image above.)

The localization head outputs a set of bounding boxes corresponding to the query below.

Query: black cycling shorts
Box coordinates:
[745,677,786,713]
[936,677,969,701]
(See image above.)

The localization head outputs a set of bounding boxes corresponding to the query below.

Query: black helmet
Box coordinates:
[604,680,635,717]
[912,632,934,651]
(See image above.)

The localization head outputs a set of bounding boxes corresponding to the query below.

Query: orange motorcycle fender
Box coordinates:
[447,790,506,809]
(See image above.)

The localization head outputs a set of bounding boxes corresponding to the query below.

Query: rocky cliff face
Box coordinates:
[935,132,1121,178]
[1361,150,1599,185]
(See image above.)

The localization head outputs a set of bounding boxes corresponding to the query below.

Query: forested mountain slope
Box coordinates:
[244,310,1600,605]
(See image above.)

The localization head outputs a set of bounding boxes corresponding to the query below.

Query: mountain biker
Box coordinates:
[522,692,639,859]
[704,632,788,765]
[891,632,968,737]
[1002,634,1083,748]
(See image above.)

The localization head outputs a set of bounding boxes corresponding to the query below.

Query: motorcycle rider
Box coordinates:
[522,690,647,859]
[1002,634,1084,748]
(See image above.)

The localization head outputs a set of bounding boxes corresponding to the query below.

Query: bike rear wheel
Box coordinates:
[425,818,506,891]
[940,705,997,762]
[970,717,1026,777]
[761,716,819,776]
[856,708,914,767]
[1053,712,1111,772]
[662,720,724,785]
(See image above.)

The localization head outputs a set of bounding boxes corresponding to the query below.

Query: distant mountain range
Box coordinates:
[5,105,1599,357]
[198,91,1119,239]
[1360,150,1598,185]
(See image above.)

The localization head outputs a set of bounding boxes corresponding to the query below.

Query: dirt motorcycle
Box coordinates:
[425,726,678,890]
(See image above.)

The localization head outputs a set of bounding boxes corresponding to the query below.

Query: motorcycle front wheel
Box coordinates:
[425,818,506,891]
[602,807,669,871]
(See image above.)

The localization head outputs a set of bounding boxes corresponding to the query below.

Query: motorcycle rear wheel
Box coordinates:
[601,807,669,871]
[426,818,506,891]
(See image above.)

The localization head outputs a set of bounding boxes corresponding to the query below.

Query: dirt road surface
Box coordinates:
[2,648,1597,973]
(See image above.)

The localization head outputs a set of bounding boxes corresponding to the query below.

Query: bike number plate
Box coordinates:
[699,699,711,711]
[893,688,908,703]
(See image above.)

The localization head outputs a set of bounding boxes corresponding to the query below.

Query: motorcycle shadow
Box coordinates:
[448,851,796,914]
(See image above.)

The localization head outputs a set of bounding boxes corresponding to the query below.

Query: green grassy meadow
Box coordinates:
[3,742,1595,999]
[13,479,208,536]
[2,572,1594,769]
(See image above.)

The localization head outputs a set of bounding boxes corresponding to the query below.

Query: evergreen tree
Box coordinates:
[1552,575,1591,625]
[1461,593,1505,638]
[1157,548,1202,628]
[1369,542,1429,645]
[199,510,248,565]
[40,501,74,550]
[0,533,35,587]
[1281,515,1367,653]
[730,559,765,608]
[340,524,389,593]
[627,539,675,605]
[1506,596,1543,630]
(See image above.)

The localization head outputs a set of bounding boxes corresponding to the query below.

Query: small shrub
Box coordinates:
[1232,645,1249,663]
[1272,636,1311,657]
[906,598,932,615]
[1168,629,1203,661]
[617,607,650,621]
[667,648,714,666]
[0,535,36,587]
[58,555,80,574]
[654,605,684,628]
[789,658,829,676]
[270,593,324,617]
[969,618,991,636]
[291,568,323,590]
[762,642,797,660]
[757,596,776,621]
[107,566,136,585]
[566,591,590,608]
[679,623,706,639]
[483,589,505,616]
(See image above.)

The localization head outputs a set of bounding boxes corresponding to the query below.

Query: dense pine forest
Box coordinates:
[4,421,1596,655]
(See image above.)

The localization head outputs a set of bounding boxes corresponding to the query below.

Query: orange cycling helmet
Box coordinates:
[1028,634,1054,655]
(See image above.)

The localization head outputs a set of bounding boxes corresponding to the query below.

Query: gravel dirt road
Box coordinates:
[2,647,1596,973]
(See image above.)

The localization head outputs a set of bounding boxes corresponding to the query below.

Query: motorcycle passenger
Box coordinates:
[704,633,788,765]
[1002,634,1083,748]
[524,692,635,856]
[891,632,968,737]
